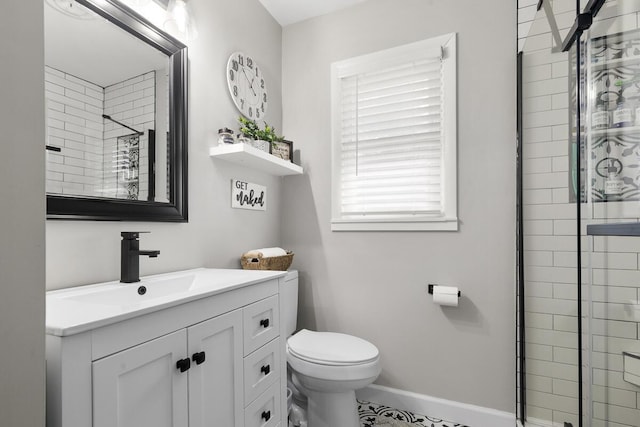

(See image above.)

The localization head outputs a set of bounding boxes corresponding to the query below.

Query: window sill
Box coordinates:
[331,217,458,232]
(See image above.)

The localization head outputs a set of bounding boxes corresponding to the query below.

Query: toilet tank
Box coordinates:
[279,270,298,338]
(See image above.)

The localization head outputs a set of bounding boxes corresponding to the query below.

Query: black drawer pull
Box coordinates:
[260,364,270,375]
[261,410,271,421]
[176,358,191,373]
[192,351,206,365]
[259,318,270,328]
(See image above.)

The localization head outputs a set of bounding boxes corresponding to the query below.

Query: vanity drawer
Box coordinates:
[244,380,281,427]
[243,295,279,355]
[244,337,280,404]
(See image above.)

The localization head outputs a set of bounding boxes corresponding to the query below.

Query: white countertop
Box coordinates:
[46,268,287,337]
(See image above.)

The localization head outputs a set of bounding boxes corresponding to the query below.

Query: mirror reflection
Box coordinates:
[44,0,170,202]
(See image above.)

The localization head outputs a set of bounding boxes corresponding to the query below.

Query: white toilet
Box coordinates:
[280,271,381,427]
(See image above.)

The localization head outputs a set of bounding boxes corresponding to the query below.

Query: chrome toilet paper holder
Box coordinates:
[428,284,461,297]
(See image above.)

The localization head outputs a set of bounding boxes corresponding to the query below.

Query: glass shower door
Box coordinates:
[582,1,640,426]
[520,1,640,426]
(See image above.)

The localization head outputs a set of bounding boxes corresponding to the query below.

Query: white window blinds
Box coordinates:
[331,34,457,231]
[338,57,443,218]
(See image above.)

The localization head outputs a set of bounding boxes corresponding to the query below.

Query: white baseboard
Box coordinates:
[356,384,516,427]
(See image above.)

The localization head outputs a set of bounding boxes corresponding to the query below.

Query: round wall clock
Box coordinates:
[226,51,268,120]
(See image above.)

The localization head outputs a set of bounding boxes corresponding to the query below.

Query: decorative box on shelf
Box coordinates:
[246,139,270,153]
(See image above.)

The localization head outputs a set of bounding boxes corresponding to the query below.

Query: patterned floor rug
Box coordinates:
[358,400,470,427]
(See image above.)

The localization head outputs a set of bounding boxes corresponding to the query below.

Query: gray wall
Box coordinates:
[281,0,517,412]
[40,0,517,417]
[0,2,46,426]
[46,0,284,289]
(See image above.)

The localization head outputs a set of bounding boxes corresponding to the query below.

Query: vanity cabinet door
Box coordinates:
[92,329,189,427]
[188,309,244,427]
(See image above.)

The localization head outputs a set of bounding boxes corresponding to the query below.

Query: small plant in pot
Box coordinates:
[238,116,284,152]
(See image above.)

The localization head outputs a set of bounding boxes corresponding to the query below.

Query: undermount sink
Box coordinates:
[46,268,287,336]
[65,274,197,307]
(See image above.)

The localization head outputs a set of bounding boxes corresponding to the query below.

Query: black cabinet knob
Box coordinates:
[176,358,191,373]
[192,351,206,365]
[259,318,270,328]
[260,364,270,375]
[261,410,271,421]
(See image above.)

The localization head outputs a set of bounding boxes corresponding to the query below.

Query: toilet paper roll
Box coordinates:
[432,285,459,307]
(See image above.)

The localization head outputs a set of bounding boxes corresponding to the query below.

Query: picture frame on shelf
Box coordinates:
[272,140,293,163]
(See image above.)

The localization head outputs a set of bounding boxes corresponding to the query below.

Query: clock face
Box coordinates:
[226,52,268,120]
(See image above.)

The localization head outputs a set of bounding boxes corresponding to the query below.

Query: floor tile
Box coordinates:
[358,400,470,427]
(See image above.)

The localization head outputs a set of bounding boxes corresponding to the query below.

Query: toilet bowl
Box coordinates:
[287,329,381,427]
[280,272,381,427]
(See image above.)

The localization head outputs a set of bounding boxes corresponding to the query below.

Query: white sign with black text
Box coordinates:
[231,179,267,211]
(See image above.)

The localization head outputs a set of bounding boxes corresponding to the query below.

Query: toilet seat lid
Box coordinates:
[287,329,379,365]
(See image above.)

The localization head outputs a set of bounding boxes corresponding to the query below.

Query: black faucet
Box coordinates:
[121,232,160,283]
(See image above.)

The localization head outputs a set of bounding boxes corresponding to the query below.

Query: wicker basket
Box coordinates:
[240,251,294,271]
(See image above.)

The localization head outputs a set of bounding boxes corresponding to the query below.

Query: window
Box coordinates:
[331,34,457,231]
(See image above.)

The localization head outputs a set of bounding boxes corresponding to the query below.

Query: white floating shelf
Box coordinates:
[209,143,303,176]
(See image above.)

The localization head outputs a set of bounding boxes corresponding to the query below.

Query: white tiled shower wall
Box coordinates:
[45,66,104,196]
[45,68,155,199]
[522,34,579,426]
[519,2,579,424]
[520,1,640,426]
[519,0,538,51]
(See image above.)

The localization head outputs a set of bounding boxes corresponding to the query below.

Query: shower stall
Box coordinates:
[519,1,640,426]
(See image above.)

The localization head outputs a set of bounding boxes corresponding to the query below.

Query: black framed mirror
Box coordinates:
[45,0,188,221]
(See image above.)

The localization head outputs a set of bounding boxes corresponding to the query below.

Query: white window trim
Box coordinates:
[330,33,458,232]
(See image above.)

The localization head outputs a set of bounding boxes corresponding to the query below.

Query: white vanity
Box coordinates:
[46,268,288,427]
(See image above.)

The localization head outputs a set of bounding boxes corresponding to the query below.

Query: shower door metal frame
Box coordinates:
[517,50,526,425]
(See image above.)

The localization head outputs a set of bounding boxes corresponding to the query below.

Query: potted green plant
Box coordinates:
[237,116,260,140]
[237,116,285,152]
